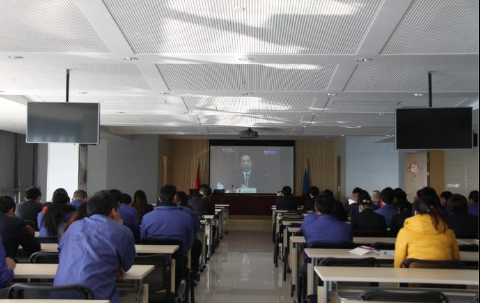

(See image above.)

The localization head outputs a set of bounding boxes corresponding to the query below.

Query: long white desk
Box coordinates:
[315,266,479,303]
[13,264,154,303]
[215,204,229,235]
[37,243,179,255]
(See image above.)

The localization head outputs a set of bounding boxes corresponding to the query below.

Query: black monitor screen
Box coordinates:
[27,102,100,144]
[395,107,473,149]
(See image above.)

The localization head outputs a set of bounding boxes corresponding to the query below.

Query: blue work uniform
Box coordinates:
[374,204,398,227]
[178,205,201,232]
[37,210,75,237]
[54,214,135,303]
[468,203,478,217]
[302,215,352,247]
[0,235,14,288]
[70,199,83,208]
[300,212,319,233]
[141,206,194,256]
[118,203,140,242]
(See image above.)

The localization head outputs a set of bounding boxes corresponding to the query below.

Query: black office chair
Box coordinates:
[358,289,449,303]
[318,257,379,267]
[471,292,479,303]
[36,236,58,244]
[370,242,395,250]
[401,258,465,269]
[353,230,387,237]
[29,252,59,264]
[8,283,94,299]
[459,244,479,252]
[134,253,175,303]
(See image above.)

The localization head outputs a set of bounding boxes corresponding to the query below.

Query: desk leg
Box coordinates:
[307,262,313,295]
[323,281,330,303]
[142,283,148,303]
[135,280,143,303]
[291,242,297,297]
[171,259,176,293]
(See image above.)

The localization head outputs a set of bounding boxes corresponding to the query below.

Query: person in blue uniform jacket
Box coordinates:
[54,191,135,303]
[70,189,88,209]
[141,185,194,256]
[109,189,140,242]
[0,234,15,288]
[38,191,76,237]
[468,190,479,217]
[374,187,398,227]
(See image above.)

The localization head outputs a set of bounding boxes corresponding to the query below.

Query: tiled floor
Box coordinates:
[195,231,295,303]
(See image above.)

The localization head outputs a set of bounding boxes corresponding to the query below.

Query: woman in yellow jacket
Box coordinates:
[394,197,460,268]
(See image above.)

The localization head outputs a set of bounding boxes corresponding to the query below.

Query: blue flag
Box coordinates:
[302,162,309,196]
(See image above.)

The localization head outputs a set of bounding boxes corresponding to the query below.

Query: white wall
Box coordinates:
[46,143,79,200]
[345,136,400,195]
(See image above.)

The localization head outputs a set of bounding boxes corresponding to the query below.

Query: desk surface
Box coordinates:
[215,204,230,208]
[0,301,110,303]
[305,248,478,262]
[314,266,479,285]
[290,236,476,246]
[203,215,215,220]
[14,264,154,280]
[36,244,179,254]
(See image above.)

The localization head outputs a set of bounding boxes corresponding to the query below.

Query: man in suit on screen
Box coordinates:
[231,155,265,193]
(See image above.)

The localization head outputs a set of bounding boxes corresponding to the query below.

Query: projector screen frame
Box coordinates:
[209,140,296,195]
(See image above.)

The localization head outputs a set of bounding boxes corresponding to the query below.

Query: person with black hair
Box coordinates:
[70,189,88,209]
[418,187,442,209]
[15,187,43,230]
[275,186,298,210]
[303,186,319,212]
[130,190,154,222]
[440,191,453,217]
[38,191,76,237]
[109,189,140,242]
[54,191,135,303]
[141,185,194,256]
[324,189,348,222]
[347,187,369,217]
[231,155,265,193]
[394,197,460,268]
[188,184,215,215]
[445,194,478,239]
[375,187,397,227]
[390,189,413,237]
[468,190,479,217]
[350,192,387,237]
[0,196,40,259]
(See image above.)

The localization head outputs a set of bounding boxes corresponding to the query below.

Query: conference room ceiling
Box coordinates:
[0,0,478,138]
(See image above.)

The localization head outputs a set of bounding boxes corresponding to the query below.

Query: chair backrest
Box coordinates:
[456,232,479,239]
[319,257,379,267]
[134,254,169,293]
[8,283,94,299]
[401,258,465,269]
[288,222,302,228]
[459,244,479,252]
[471,292,479,303]
[353,230,387,237]
[29,252,59,264]
[358,289,449,303]
[36,236,58,244]
[310,242,356,249]
[371,242,395,250]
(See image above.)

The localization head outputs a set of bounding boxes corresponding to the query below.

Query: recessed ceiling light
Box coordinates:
[356,58,373,62]
[78,92,89,95]
[116,111,126,114]
[242,93,253,96]
[8,56,24,60]
[163,92,170,95]
[342,125,362,129]
[326,93,337,97]
[413,93,424,97]
[12,124,21,127]
[239,57,254,61]
[123,57,139,61]
[0,91,5,93]
[235,7,246,12]
[336,121,350,124]
[342,135,345,137]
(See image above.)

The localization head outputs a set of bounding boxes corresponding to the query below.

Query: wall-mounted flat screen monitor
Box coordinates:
[395,107,473,149]
[27,102,100,144]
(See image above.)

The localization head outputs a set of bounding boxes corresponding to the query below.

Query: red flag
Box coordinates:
[194,162,200,190]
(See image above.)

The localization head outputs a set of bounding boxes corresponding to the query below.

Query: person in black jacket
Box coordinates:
[350,191,387,237]
[323,189,348,222]
[389,189,413,237]
[275,186,298,210]
[15,187,43,231]
[188,184,215,215]
[445,194,478,239]
[0,196,41,259]
[303,186,320,212]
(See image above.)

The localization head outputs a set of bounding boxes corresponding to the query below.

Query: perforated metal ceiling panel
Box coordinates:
[101,113,192,125]
[207,126,296,135]
[158,64,336,91]
[302,126,393,136]
[0,63,151,91]
[0,0,109,53]
[198,113,304,126]
[382,0,479,54]
[108,126,205,134]
[183,96,315,112]
[345,64,479,92]
[313,112,394,126]
[103,0,382,54]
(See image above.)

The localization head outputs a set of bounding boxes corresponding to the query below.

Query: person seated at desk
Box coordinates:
[347,187,363,217]
[130,190,154,223]
[445,194,478,239]
[0,196,40,259]
[15,186,43,231]
[275,186,297,211]
[70,189,88,209]
[303,186,319,212]
[390,190,413,237]
[142,185,194,257]
[440,191,453,217]
[0,234,15,288]
[394,197,460,268]
[54,191,135,303]
[109,189,140,242]
[38,191,76,238]
[468,190,478,217]
[350,192,387,237]
[188,184,215,215]
[375,187,398,227]
[324,189,348,222]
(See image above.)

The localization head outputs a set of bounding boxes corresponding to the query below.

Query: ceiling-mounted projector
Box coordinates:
[239,128,258,139]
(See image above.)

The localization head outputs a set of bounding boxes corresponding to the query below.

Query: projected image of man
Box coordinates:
[233,155,263,192]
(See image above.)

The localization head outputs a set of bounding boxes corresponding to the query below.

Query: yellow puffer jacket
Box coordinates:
[394,214,460,268]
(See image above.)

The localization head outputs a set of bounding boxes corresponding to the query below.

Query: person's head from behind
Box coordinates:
[53,192,70,205]
[53,188,69,200]
[440,191,453,206]
[394,188,407,202]
[357,198,374,212]
[413,197,447,232]
[0,196,16,216]
[158,185,177,205]
[314,194,336,215]
[87,191,119,221]
[175,191,189,207]
[350,187,363,200]
[282,186,292,198]
[380,187,394,205]
[371,190,381,203]
[72,190,88,203]
[356,190,371,206]
[418,187,441,209]
[468,190,479,205]
[239,155,253,172]
[309,186,320,199]
[323,189,334,198]
[200,184,212,198]
[25,187,42,202]
[447,194,469,214]
[42,191,71,236]
[63,203,89,234]
[133,190,147,205]
[108,189,122,205]
[121,193,132,205]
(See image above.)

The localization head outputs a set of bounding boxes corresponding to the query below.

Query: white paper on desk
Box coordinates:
[350,246,375,255]
[376,250,395,256]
